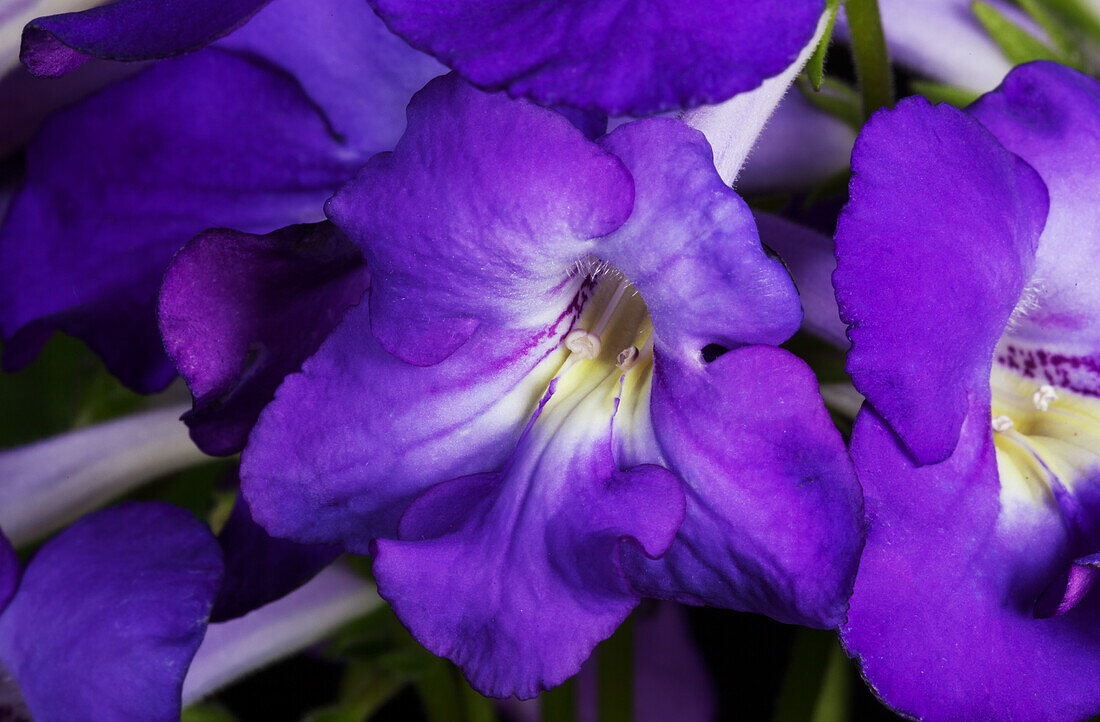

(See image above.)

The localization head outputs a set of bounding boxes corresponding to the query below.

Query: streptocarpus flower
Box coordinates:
[834,62,1100,720]
[20,0,827,115]
[0,502,223,722]
[166,73,865,698]
[0,0,441,410]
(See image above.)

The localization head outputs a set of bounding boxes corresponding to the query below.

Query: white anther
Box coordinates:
[617,346,640,371]
[992,415,1015,433]
[1032,385,1059,412]
[565,329,601,360]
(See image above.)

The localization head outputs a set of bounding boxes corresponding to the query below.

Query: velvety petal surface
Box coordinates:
[367,0,825,115]
[241,298,577,552]
[841,404,1100,721]
[624,346,863,627]
[325,73,633,366]
[215,0,445,152]
[970,63,1100,362]
[211,494,340,622]
[834,97,1048,464]
[0,502,223,722]
[372,399,684,698]
[159,223,368,455]
[20,0,270,77]
[0,49,361,392]
[594,118,802,357]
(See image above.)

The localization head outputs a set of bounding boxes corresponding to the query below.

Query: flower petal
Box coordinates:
[240,299,574,551]
[970,63,1100,365]
[841,403,1100,721]
[325,73,633,366]
[0,502,223,722]
[624,346,863,627]
[210,494,340,623]
[0,529,15,614]
[833,96,1048,464]
[214,0,445,152]
[366,0,824,115]
[20,0,270,77]
[0,49,361,392]
[372,433,683,697]
[159,223,368,455]
[594,118,802,357]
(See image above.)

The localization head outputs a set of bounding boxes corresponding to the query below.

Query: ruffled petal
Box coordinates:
[624,346,863,627]
[325,73,633,366]
[834,96,1048,464]
[970,63,1100,364]
[0,49,361,392]
[20,0,270,77]
[214,0,445,152]
[593,118,801,356]
[0,503,223,722]
[372,409,684,698]
[841,403,1100,721]
[159,223,368,455]
[366,0,824,115]
[240,298,575,551]
[210,494,340,623]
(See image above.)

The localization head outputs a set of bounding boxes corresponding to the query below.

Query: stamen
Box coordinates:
[992,415,1015,433]
[1032,385,1058,412]
[617,346,639,371]
[564,329,601,360]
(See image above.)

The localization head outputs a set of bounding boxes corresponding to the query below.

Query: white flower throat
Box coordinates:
[517,270,655,470]
[990,350,1100,508]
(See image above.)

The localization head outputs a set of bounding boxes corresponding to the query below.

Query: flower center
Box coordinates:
[521,270,653,464]
[990,364,1100,509]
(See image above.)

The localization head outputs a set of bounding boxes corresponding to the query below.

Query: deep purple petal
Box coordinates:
[624,346,863,627]
[214,0,445,152]
[1034,553,1100,619]
[240,298,576,551]
[159,223,368,455]
[210,494,340,623]
[20,0,270,77]
[833,96,1048,464]
[841,404,1100,721]
[0,49,361,392]
[0,502,223,722]
[372,432,683,698]
[970,63,1100,361]
[594,118,801,356]
[366,0,824,115]
[325,73,633,366]
[0,529,16,614]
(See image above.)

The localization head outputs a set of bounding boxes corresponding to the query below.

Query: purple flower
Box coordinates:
[20,0,826,115]
[833,61,1100,720]
[0,0,441,419]
[159,73,865,698]
[0,502,223,722]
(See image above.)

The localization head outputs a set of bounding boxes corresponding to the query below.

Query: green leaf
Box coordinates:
[181,703,239,722]
[1016,0,1084,58]
[302,662,410,722]
[1033,0,1100,47]
[596,614,635,722]
[909,80,982,108]
[844,0,895,118]
[806,0,844,91]
[971,1,1075,65]
[797,76,863,130]
[771,629,851,722]
[540,677,577,722]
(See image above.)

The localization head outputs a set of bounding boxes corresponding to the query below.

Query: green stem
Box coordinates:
[771,629,851,722]
[844,0,895,118]
[597,614,635,722]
